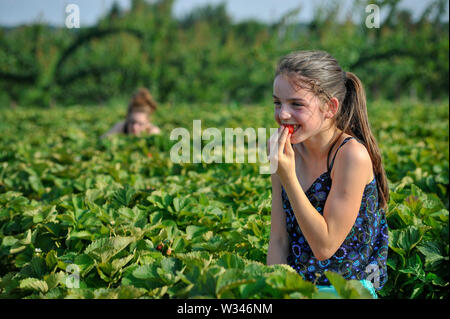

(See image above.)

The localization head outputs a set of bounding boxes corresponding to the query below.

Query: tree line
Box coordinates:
[0,0,448,107]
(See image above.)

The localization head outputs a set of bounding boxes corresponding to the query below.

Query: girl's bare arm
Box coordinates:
[267,145,290,265]
[100,120,126,139]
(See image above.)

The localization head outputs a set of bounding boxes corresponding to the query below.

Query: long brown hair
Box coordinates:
[275,50,389,210]
[127,88,157,117]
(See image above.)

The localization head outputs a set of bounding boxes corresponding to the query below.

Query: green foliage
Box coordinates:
[0,0,448,107]
[0,99,448,299]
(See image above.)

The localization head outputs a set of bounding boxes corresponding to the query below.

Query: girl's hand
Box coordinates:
[146,124,161,135]
[144,123,152,134]
[272,126,296,184]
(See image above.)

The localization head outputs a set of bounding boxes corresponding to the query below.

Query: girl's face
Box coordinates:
[127,112,150,135]
[273,74,329,144]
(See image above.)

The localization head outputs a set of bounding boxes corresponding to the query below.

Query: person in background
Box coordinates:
[101,88,160,139]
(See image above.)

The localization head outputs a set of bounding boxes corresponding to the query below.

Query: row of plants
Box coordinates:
[0,99,448,298]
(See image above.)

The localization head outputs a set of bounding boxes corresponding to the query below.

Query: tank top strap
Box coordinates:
[327,136,355,173]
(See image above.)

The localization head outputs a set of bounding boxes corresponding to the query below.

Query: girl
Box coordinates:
[101,88,161,139]
[266,50,389,298]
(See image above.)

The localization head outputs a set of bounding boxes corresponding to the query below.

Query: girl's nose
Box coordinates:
[279,107,292,120]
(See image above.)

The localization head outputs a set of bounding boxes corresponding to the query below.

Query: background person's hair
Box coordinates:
[275,50,389,210]
[127,87,157,117]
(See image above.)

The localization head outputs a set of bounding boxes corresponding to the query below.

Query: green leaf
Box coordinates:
[171,236,186,252]
[324,271,374,299]
[132,264,159,280]
[0,273,21,295]
[147,194,165,209]
[266,271,317,298]
[429,209,449,222]
[173,197,182,212]
[417,241,447,269]
[185,266,218,298]
[425,272,448,287]
[174,251,213,268]
[389,226,426,253]
[8,195,29,211]
[199,193,209,206]
[185,225,209,240]
[150,211,163,225]
[216,269,255,298]
[20,278,48,293]
[0,191,24,204]
[122,264,165,291]
[44,250,58,270]
[2,236,19,247]
[238,278,267,298]
[71,195,86,215]
[112,185,137,207]
[30,256,48,279]
[68,230,93,240]
[29,175,44,195]
[110,254,135,276]
[216,252,245,269]
[410,285,424,299]
[74,254,95,276]
[85,236,134,263]
[65,288,95,299]
[387,256,398,270]
[44,271,65,290]
[116,285,147,299]
[398,254,425,281]
[85,189,103,205]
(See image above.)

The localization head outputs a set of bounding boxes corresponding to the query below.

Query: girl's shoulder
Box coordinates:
[331,136,373,183]
[112,120,126,131]
[100,120,126,139]
[339,136,371,162]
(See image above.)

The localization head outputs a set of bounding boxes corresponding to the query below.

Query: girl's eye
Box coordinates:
[273,101,281,108]
[292,103,303,108]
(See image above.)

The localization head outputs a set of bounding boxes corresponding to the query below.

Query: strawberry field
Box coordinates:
[0,99,448,299]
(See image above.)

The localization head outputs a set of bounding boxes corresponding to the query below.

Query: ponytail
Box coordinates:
[339,72,390,210]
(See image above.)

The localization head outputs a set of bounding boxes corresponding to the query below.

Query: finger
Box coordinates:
[285,134,294,156]
[278,126,289,155]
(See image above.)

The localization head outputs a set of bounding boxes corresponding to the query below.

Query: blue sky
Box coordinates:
[0,0,447,27]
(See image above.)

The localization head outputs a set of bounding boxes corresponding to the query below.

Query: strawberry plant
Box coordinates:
[0,99,448,299]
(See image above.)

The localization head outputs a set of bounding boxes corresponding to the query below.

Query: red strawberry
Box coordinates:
[156,243,164,251]
[285,125,294,134]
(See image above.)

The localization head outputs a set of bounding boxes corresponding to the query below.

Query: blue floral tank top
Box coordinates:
[281,136,388,290]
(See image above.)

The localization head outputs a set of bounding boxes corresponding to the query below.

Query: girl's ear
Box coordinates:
[325,97,339,119]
